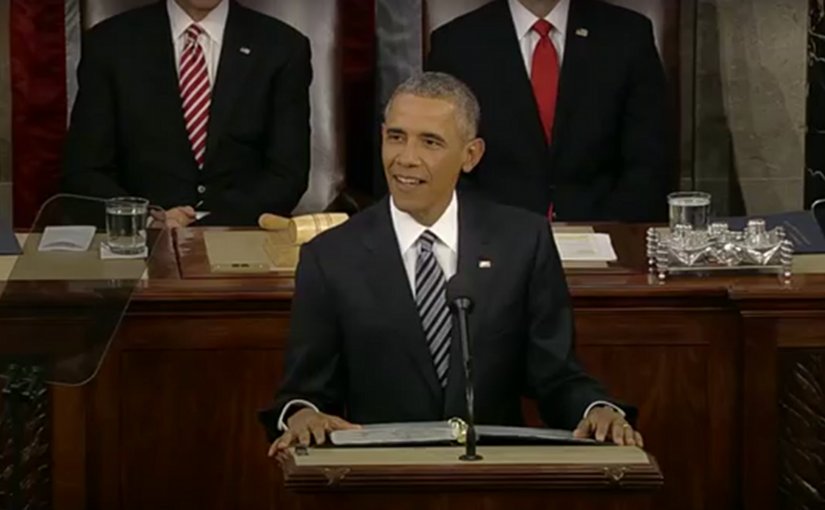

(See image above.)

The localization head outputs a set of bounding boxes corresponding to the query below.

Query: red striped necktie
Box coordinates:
[179,24,211,169]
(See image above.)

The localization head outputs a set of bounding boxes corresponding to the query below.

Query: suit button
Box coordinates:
[197,185,206,194]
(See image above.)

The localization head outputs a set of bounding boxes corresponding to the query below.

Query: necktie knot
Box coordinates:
[185,24,205,44]
[418,230,438,254]
[532,19,553,38]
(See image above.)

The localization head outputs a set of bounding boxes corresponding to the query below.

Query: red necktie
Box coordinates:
[530,20,560,221]
[530,20,560,144]
[179,24,211,169]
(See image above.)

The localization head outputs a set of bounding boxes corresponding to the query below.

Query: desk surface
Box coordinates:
[3,226,825,303]
[133,225,825,304]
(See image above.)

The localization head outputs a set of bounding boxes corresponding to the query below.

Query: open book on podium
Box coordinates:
[328,418,597,446]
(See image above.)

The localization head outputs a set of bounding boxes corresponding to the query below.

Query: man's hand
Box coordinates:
[573,406,644,447]
[158,206,196,229]
[267,408,360,458]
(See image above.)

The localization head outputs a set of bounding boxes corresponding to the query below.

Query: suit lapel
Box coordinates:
[444,194,494,419]
[203,1,256,171]
[485,0,548,158]
[361,200,444,407]
[143,2,196,174]
[551,0,592,160]
[484,0,597,181]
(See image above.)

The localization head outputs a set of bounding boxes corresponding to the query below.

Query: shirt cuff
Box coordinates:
[583,400,626,419]
[277,399,319,432]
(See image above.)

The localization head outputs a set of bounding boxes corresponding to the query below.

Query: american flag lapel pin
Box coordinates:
[575,28,589,37]
[240,47,252,55]
[479,259,492,269]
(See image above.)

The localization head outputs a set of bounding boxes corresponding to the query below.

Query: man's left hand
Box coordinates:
[573,406,644,447]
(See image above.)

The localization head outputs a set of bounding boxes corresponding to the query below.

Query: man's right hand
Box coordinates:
[267,408,360,458]
[163,206,196,229]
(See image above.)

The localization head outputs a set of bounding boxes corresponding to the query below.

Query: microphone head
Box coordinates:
[447,272,474,310]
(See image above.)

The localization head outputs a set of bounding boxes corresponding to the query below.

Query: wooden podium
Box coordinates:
[280,446,663,510]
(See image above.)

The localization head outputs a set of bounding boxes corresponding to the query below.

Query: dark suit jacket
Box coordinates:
[427,0,670,222]
[63,0,311,226]
[260,192,630,442]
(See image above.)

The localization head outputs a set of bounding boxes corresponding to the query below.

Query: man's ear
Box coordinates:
[461,137,486,174]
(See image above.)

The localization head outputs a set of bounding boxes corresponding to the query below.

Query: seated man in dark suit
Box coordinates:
[426,0,670,222]
[263,72,642,454]
[63,0,311,227]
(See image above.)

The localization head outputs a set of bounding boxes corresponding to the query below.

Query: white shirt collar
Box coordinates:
[167,0,229,45]
[389,192,459,256]
[508,0,570,41]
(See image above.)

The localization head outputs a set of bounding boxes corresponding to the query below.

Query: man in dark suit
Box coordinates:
[426,0,670,222]
[264,72,642,454]
[63,0,311,227]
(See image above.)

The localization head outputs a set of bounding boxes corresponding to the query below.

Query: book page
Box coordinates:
[477,425,598,445]
[330,422,455,446]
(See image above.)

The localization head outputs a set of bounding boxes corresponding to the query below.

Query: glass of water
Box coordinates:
[668,191,711,230]
[105,197,149,255]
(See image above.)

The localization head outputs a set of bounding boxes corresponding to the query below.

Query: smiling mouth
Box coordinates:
[393,175,426,186]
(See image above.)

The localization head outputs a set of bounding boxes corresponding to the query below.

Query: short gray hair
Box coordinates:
[384,72,481,140]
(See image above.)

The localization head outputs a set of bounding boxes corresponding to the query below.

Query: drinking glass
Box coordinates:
[668,192,711,231]
[105,197,149,255]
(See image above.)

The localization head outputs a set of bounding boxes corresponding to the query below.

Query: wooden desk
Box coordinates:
[23,225,825,510]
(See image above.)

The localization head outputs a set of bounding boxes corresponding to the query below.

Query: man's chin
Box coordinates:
[389,194,420,215]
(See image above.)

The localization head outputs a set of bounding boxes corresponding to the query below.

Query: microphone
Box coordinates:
[446,272,482,461]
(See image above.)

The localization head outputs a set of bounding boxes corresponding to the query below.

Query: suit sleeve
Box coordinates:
[62,29,129,198]
[604,18,670,222]
[215,34,312,223]
[258,242,345,442]
[525,219,637,429]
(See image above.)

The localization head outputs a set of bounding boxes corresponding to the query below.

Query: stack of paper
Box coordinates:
[553,233,617,262]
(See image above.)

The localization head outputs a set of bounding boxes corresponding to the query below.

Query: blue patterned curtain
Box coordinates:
[807,0,825,205]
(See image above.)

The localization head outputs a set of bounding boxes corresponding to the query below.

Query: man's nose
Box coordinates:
[396,140,421,167]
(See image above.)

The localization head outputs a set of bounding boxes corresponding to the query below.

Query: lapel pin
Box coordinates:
[575,28,589,37]
[240,47,252,55]
[479,260,492,269]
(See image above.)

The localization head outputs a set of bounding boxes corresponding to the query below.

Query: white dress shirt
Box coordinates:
[167,0,229,86]
[508,0,570,76]
[277,193,622,431]
[390,193,459,294]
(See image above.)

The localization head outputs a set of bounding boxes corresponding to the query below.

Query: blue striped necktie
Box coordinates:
[415,230,451,388]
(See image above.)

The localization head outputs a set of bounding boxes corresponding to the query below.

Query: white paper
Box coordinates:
[38,226,96,252]
[553,233,617,262]
[331,422,455,446]
[477,425,596,444]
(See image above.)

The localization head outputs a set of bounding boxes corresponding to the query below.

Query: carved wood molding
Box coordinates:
[282,458,664,492]
[0,368,52,510]
[778,350,825,508]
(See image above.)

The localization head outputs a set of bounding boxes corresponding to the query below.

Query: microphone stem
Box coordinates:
[456,298,482,461]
